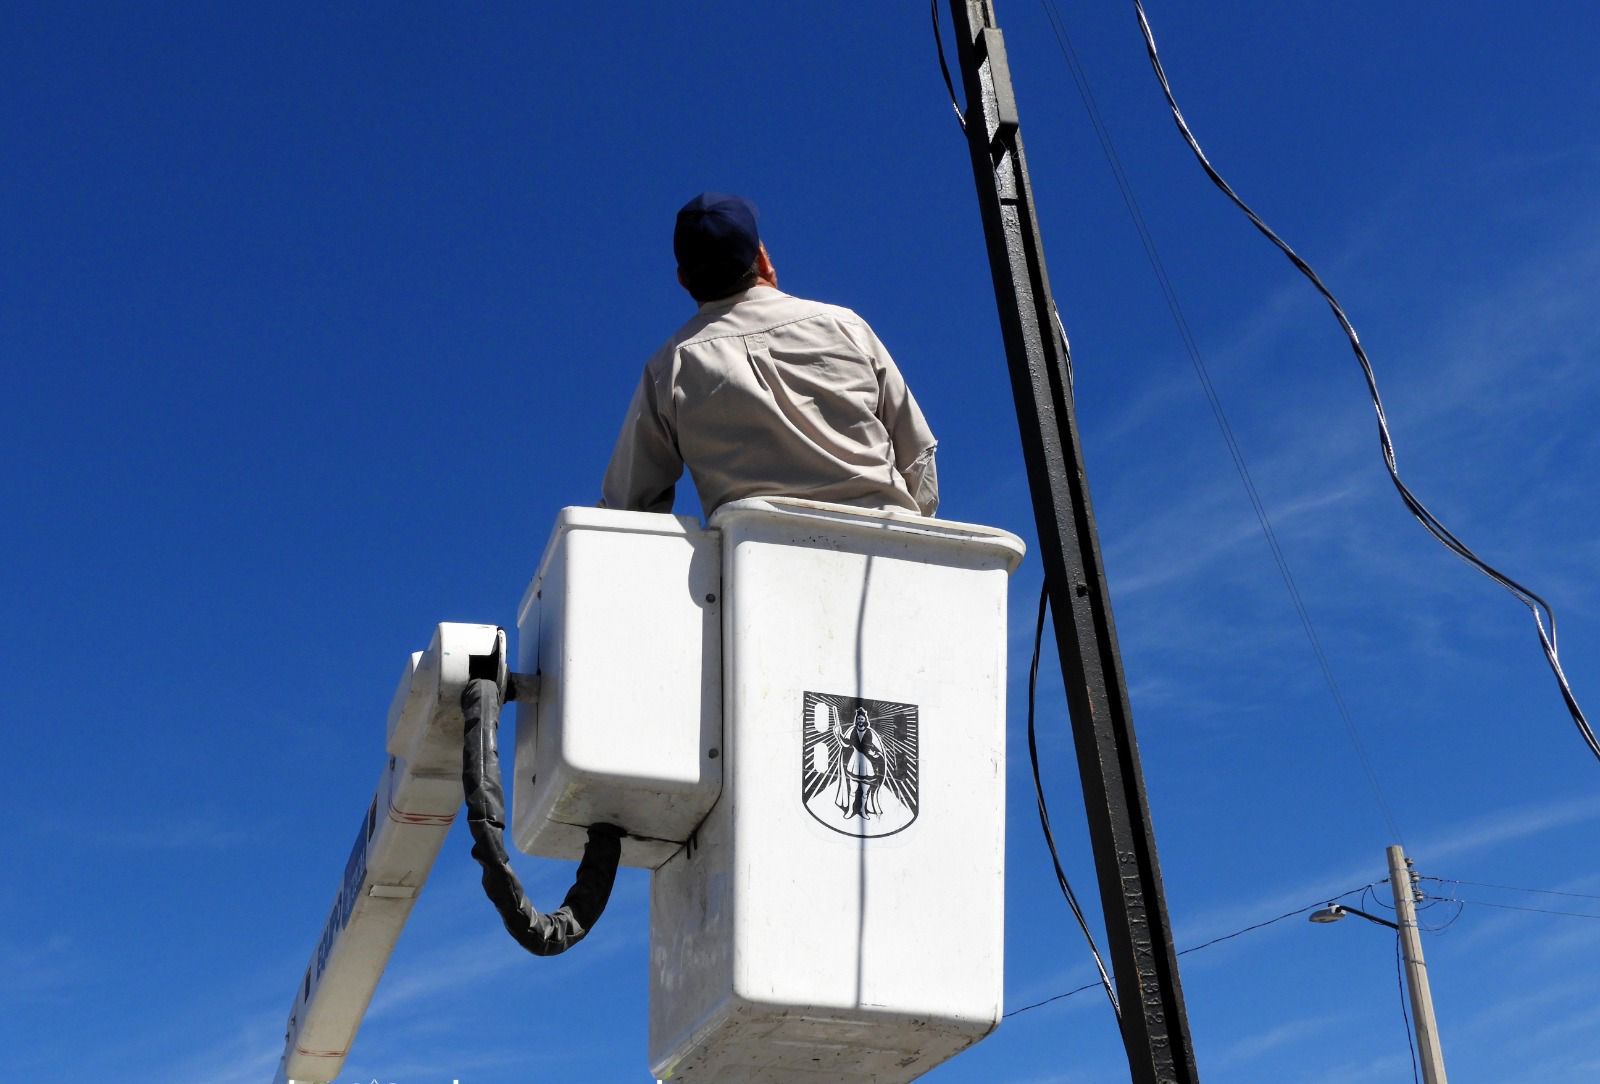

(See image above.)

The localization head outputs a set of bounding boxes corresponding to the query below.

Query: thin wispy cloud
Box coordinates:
[94,817,253,851]
[1090,206,1600,618]
[364,929,528,1021]
[0,934,80,1005]
[1171,790,1600,952]
[1417,791,1600,865]
[1105,478,1360,600]
[161,1004,286,1084]
[1213,1011,1347,1068]
[1299,1051,1412,1084]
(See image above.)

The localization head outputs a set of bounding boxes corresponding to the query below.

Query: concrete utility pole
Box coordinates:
[1388,844,1449,1084]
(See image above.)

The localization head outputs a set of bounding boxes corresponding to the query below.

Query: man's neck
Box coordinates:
[697,284,781,313]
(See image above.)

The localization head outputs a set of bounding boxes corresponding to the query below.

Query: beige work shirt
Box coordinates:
[602,286,939,517]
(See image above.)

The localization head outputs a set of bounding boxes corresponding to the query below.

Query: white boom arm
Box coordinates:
[273,622,503,1084]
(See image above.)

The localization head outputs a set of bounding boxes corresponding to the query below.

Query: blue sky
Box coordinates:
[4,2,1598,1082]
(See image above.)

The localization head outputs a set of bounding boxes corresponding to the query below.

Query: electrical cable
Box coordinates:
[1027,583,1121,1020]
[929,0,966,132]
[461,677,624,956]
[1173,899,1337,957]
[1036,0,1405,844]
[930,2,1401,1029]
[1395,931,1421,1084]
[1127,0,1598,763]
[1051,304,1075,404]
[1417,899,1466,933]
[930,0,1073,409]
[1005,878,1383,1018]
[1420,892,1600,921]
[1005,978,1108,1019]
[1421,876,1600,902]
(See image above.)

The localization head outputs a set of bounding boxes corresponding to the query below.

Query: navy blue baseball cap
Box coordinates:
[674,192,761,279]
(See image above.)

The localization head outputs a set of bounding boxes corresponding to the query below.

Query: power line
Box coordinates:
[1421,876,1600,902]
[929,0,966,133]
[1006,978,1111,1018]
[1417,899,1466,934]
[1027,584,1121,1020]
[1421,893,1600,921]
[1174,900,1332,957]
[1394,931,1421,1084]
[1127,0,1598,763]
[1034,0,1405,844]
[1005,880,1382,1018]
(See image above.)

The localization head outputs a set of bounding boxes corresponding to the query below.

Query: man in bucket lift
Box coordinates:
[602,192,940,518]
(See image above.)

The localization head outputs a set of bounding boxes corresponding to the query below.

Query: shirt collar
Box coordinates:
[697,285,784,314]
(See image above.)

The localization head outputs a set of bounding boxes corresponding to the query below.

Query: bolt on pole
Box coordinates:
[944,2,1199,1081]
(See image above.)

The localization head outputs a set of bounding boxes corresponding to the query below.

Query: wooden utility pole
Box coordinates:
[1388,845,1449,1084]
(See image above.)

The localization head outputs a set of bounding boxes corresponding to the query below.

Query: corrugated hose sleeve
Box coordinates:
[460,677,623,956]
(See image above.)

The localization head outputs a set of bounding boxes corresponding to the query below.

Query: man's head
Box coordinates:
[674,192,776,303]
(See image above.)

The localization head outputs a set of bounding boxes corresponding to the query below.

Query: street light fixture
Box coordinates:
[1307,902,1398,929]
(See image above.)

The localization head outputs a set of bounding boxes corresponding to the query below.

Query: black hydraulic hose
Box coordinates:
[460,677,623,956]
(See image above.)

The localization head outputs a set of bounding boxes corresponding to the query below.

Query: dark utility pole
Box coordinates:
[944,3,1200,1081]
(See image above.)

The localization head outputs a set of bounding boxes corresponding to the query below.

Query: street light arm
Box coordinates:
[1311,902,1400,930]
[1338,904,1399,930]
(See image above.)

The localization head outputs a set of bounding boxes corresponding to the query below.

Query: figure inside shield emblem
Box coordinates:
[801,692,920,838]
[835,706,887,819]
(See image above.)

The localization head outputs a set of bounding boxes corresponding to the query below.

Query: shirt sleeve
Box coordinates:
[870,331,940,517]
[900,445,939,517]
[600,362,682,514]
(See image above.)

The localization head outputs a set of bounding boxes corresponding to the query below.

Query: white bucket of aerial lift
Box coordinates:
[513,506,723,869]
[509,499,1022,1080]
[649,497,1021,1083]
[277,621,500,1084]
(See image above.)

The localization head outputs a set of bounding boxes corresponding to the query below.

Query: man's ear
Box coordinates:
[676,267,693,296]
[756,244,777,288]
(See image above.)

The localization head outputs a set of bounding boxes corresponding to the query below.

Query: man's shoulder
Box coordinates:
[760,291,871,332]
[694,289,873,339]
[645,291,878,374]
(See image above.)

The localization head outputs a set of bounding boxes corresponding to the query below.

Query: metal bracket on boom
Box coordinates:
[273,622,503,1084]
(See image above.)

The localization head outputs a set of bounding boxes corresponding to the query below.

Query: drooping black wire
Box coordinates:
[1027,583,1121,1020]
[1422,876,1600,902]
[1395,932,1421,1084]
[1417,899,1466,933]
[929,0,966,132]
[1005,879,1382,1018]
[1035,0,1404,844]
[1127,0,1598,762]
[1173,899,1335,957]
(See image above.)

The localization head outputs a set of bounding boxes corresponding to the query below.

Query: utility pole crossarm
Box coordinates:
[944,3,1199,1082]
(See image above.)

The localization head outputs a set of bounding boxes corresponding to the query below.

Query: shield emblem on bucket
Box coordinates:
[800,692,919,838]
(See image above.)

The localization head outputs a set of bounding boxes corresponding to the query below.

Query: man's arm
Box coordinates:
[898,445,939,518]
[870,334,940,517]
[600,365,682,514]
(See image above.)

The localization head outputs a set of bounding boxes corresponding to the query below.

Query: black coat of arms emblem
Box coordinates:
[801,692,919,838]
